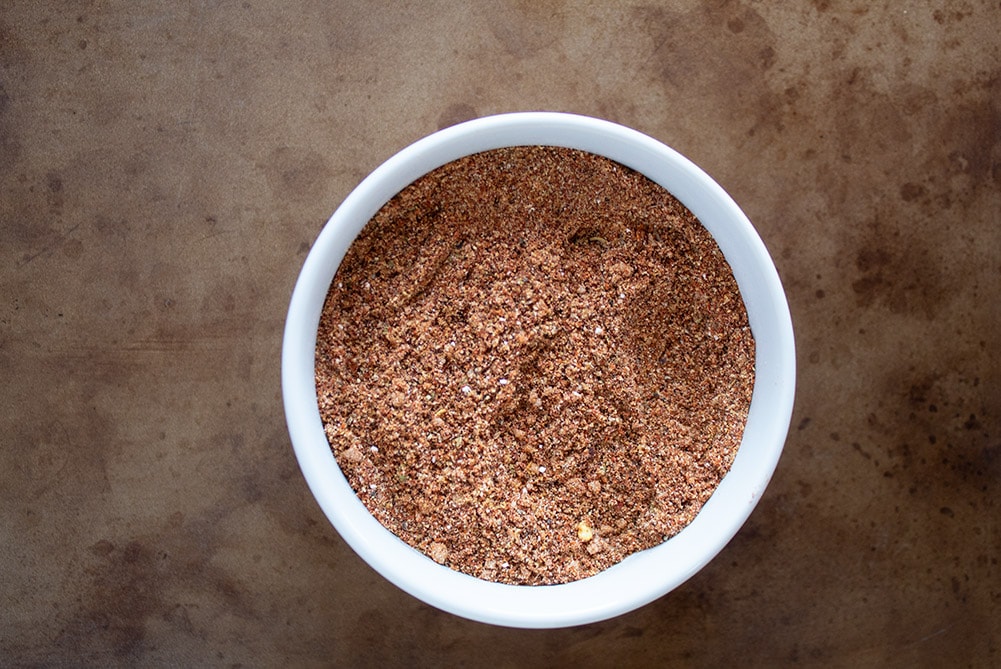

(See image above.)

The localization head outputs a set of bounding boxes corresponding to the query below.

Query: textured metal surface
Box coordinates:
[2,2,998,665]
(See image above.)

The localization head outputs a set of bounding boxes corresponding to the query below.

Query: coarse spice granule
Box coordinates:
[315,146,755,585]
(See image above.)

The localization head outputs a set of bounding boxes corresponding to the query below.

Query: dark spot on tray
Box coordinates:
[437,103,478,130]
[899,182,926,201]
[263,146,332,203]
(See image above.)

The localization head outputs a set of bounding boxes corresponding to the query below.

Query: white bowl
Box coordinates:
[282,112,795,628]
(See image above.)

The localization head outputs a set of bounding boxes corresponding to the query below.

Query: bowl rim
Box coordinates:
[282,111,796,628]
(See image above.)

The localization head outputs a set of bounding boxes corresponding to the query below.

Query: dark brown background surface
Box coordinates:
[2,2,998,666]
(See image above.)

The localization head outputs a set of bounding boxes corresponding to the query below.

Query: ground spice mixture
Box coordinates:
[315,146,755,585]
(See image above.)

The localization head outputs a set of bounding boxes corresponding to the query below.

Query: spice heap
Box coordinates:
[315,146,754,585]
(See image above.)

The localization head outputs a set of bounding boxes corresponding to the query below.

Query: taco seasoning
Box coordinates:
[315,146,755,585]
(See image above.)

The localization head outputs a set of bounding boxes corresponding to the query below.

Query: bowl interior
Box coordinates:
[282,112,795,628]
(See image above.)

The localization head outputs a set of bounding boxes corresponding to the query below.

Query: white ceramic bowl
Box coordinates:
[282,112,795,628]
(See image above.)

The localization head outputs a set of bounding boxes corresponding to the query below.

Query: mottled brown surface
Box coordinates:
[1,2,998,666]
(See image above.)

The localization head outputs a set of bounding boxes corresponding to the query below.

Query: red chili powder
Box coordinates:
[315,146,755,585]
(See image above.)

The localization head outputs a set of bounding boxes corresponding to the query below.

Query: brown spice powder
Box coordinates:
[315,146,755,585]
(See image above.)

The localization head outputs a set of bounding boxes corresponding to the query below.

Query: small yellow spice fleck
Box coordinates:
[576,521,594,542]
[429,542,449,564]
